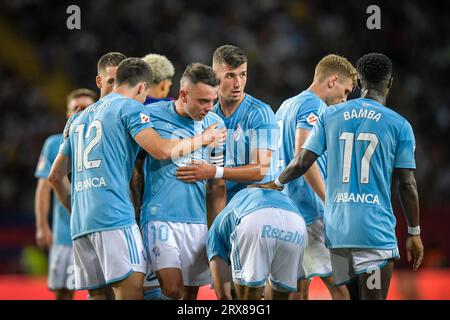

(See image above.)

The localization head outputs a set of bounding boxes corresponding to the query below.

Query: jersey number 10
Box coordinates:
[74,120,103,172]
[339,132,379,184]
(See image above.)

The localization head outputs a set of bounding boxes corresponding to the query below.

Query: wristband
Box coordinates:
[274,177,284,187]
[408,225,420,236]
[214,166,224,179]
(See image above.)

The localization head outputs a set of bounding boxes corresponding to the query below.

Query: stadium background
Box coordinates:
[0,0,449,299]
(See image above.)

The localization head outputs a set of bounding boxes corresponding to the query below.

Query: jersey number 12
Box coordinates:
[74,120,103,172]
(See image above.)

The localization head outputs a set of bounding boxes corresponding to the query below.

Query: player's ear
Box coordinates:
[388,76,393,89]
[328,75,338,88]
[137,82,147,95]
[96,75,102,89]
[180,89,188,103]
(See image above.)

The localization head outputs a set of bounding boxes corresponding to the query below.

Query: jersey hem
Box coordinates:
[72,221,136,240]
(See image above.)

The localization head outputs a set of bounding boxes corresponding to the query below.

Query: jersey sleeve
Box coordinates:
[302,110,327,157]
[120,100,155,138]
[296,97,320,131]
[206,211,231,263]
[59,116,75,158]
[34,138,54,179]
[394,120,416,169]
[250,106,279,151]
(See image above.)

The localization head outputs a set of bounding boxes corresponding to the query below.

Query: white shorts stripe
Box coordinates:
[128,227,139,264]
[123,228,135,264]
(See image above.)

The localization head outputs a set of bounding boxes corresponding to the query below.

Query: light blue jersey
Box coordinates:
[35,134,72,246]
[276,90,327,225]
[206,188,302,263]
[140,100,225,225]
[59,93,154,239]
[303,97,416,249]
[213,94,279,201]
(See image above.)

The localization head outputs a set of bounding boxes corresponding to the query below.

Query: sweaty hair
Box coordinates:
[181,63,220,88]
[357,53,392,84]
[314,54,357,85]
[212,45,247,69]
[142,54,175,84]
[115,58,153,87]
[66,88,97,104]
[97,52,127,74]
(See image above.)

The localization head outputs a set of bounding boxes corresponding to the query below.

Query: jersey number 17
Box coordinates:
[339,132,379,184]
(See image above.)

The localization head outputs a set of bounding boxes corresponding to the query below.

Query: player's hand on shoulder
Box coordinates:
[247,181,283,191]
[202,122,226,148]
[176,160,216,182]
[406,235,424,271]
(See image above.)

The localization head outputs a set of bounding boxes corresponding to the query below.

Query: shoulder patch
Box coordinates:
[36,155,47,172]
[306,112,318,126]
[140,113,150,124]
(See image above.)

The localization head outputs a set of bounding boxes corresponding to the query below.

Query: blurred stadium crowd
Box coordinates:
[0,0,449,267]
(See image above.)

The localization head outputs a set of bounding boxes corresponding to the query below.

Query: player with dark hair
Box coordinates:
[252,53,424,300]
[48,58,225,300]
[140,63,226,300]
[96,52,127,98]
[176,45,279,214]
[34,88,96,300]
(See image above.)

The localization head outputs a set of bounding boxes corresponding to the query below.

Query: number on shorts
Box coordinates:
[151,224,169,244]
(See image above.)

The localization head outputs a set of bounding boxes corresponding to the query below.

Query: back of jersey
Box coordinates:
[275,90,327,225]
[61,93,153,239]
[303,97,416,249]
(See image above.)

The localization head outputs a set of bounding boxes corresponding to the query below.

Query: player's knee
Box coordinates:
[162,284,184,300]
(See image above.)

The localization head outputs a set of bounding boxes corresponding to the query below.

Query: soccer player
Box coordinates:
[275,54,356,300]
[252,53,424,300]
[34,88,96,300]
[48,58,225,300]
[207,187,307,300]
[142,53,175,104]
[131,54,176,300]
[176,45,279,208]
[140,63,227,300]
[96,52,127,98]
[131,53,176,226]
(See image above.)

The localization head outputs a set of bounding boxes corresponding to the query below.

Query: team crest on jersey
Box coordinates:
[306,113,318,126]
[140,113,150,124]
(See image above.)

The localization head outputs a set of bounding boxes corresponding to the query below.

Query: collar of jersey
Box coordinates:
[216,93,249,120]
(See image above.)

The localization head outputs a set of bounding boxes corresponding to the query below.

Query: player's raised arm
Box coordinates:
[395,168,424,271]
[249,148,320,191]
[134,122,225,161]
